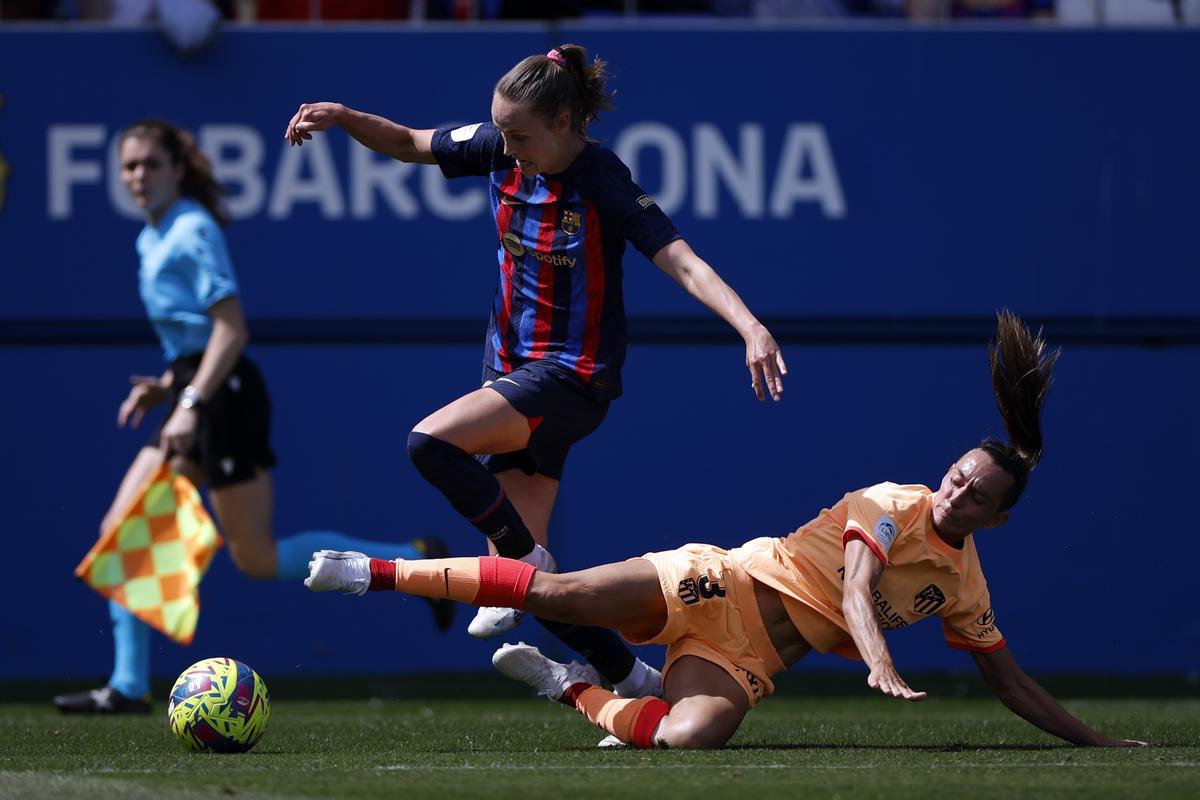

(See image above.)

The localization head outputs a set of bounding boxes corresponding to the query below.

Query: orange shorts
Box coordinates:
[626,544,785,707]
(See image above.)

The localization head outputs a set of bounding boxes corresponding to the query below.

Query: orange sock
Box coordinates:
[562,684,670,750]
[367,556,536,608]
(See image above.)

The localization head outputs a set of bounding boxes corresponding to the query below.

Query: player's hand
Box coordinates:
[285,102,345,146]
[866,663,927,702]
[745,323,787,402]
[160,406,199,457]
[118,375,170,428]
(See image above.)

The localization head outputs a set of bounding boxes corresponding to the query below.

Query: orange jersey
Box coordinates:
[733,482,1005,659]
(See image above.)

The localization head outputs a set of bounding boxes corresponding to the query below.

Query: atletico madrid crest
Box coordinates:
[561,209,581,236]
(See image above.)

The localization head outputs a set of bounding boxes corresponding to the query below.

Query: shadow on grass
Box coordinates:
[724,742,1066,752]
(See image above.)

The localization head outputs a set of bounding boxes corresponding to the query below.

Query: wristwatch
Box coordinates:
[178,385,204,411]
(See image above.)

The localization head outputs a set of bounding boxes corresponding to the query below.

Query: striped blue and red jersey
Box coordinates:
[432,122,680,400]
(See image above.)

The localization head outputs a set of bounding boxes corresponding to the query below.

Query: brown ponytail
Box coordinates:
[494,43,614,141]
[979,310,1061,509]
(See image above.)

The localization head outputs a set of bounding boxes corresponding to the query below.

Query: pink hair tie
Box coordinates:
[546,48,565,66]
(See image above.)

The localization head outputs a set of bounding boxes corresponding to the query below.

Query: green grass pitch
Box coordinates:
[2,686,1196,800]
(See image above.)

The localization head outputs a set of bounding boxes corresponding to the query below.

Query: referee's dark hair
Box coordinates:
[121,119,230,228]
[978,310,1061,510]
[495,44,614,142]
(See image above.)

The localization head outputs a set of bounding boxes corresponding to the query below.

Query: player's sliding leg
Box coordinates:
[493,643,667,749]
[306,551,666,698]
[305,551,530,605]
[492,644,744,750]
[306,552,666,635]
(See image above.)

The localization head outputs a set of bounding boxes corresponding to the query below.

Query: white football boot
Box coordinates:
[304,550,371,596]
[491,641,602,701]
[467,544,557,638]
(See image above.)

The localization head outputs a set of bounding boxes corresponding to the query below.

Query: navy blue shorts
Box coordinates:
[480,360,610,481]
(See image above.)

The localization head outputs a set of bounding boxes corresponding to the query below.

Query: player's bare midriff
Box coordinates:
[753,577,812,667]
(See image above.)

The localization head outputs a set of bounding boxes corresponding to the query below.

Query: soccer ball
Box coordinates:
[167,657,270,753]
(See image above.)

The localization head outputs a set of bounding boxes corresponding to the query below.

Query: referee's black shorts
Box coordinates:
[149,353,277,489]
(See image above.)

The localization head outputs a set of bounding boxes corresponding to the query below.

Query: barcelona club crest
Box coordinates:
[560,209,581,236]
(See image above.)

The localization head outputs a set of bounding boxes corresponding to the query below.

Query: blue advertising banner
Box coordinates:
[2,26,1197,320]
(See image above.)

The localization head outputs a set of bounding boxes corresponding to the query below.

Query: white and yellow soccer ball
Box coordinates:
[167,657,270,753]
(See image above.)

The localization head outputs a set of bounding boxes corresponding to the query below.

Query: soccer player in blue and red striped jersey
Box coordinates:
[284,44,787,702]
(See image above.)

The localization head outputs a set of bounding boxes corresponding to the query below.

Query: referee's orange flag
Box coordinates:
[75,462,223,645]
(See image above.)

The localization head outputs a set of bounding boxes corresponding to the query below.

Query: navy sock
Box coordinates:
[537,617,637,686]
[407,431,536,558]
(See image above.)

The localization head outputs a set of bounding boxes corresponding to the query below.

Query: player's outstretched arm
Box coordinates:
[284,102,437,164]
[651,239,786,402]
[842,538,927,702]
[971,647,1147,746]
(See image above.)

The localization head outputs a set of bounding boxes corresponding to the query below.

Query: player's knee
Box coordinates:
[656,716,730,750]
[407,430,449,473]
[406,430,426,463]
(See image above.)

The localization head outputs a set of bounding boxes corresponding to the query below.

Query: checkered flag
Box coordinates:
[75,462,223,645]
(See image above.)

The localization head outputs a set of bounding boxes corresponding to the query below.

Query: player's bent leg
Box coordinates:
[653,655,751,749]
[208,468,276,579]
[492,642,602,698]
[407,398,539,562]
[413,387,534,455]
[493,643,669,750]
[533,654,748,751]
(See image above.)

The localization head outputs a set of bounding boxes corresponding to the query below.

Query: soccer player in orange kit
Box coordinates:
[306,311,1147,750]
